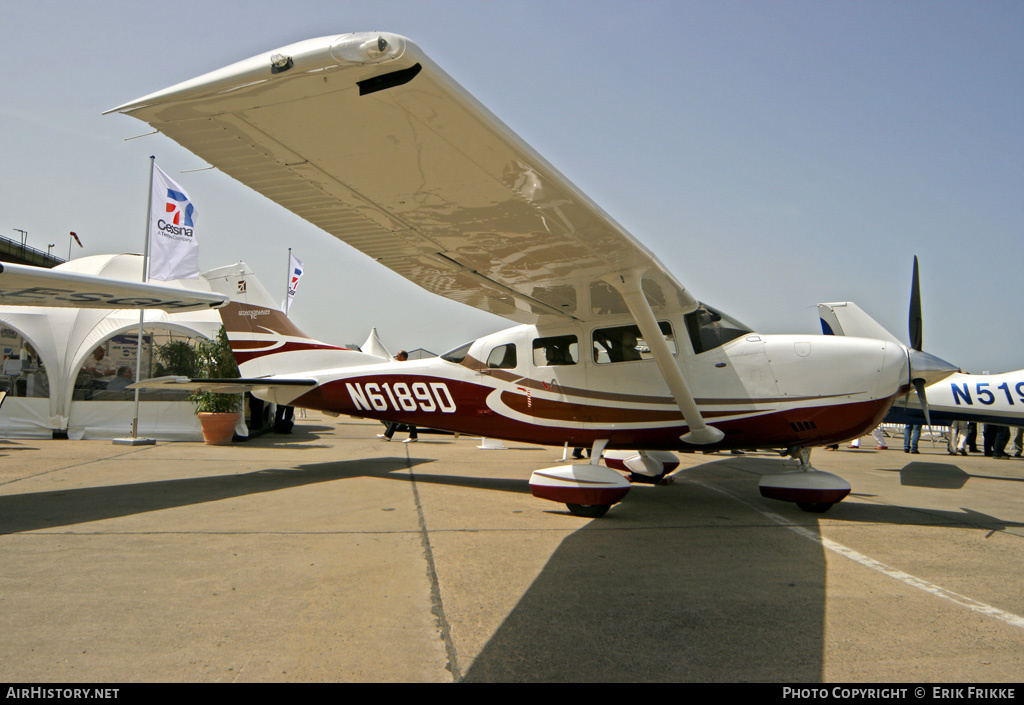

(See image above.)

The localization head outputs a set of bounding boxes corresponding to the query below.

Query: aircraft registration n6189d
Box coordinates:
[110,32,958,517]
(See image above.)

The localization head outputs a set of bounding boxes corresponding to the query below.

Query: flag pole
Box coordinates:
[114,156,157,446]
[284,247,292,315]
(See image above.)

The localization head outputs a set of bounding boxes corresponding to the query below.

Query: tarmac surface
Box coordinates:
[1,415,1022,683]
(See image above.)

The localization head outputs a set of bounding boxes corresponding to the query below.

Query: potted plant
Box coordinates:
[189,328,242,445]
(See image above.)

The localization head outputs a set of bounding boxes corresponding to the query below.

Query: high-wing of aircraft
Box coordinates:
[111,32,958,517]
[0,261,227,311]
[819,300,1023,428]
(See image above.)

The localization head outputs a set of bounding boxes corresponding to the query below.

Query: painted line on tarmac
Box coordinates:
[405,443,462,681]
[694,480,1024,631]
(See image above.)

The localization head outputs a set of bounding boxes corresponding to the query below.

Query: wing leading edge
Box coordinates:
[108,32,698,325]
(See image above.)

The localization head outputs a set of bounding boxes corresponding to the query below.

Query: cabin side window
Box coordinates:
[592,322,675,364]
[533,335,579,366]
[684,304,752,354]
[486,343,518,369]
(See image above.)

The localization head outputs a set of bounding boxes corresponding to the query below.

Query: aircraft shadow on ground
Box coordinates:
[823,498,1024,532]
[895,462,971,489]
[238,424,336,446]
[0,457,431,535]
[880,461,1024,490]
[457,457,1024,681]
[696,457,1024,532]
[373,454,1024,531]
[460,469,828,682]
[375,463,533,496]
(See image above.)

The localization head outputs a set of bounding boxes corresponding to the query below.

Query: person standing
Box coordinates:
[966,422,979,453]
[848,425,888,450]
[992,425,1011,459]
[1010,427,1023,458]
[948,419,969,456]
[904,423,921,454]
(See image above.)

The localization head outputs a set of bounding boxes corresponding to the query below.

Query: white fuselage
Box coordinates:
[257,312,911,451]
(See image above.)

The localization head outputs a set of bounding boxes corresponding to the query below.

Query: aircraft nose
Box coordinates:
[908,348,960,387]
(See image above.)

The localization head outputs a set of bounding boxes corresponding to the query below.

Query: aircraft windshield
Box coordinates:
[684,303,753,354]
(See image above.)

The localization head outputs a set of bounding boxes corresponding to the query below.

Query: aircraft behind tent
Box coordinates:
[113,32,959,517]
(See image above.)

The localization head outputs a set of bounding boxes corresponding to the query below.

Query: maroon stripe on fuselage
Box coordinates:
[498,390,742,423]
[231,341,349,364]
[292,374,896,451]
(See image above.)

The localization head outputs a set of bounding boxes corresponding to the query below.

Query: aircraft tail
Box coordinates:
[817,302,902,344]
[202,262,388,377]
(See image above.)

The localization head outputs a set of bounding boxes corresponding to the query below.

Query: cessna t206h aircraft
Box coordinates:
[111,32,957,517]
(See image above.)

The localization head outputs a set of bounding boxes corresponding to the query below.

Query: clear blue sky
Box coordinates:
[2,0,1021,372]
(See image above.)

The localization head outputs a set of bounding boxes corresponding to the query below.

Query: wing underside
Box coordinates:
[109,33,697,325]
[0,262,227,311]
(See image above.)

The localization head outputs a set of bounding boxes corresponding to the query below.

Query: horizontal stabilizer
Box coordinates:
[130,375,318,395]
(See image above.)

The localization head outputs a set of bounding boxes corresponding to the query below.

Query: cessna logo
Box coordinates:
[156,220,193,238]
[157,188,195,238]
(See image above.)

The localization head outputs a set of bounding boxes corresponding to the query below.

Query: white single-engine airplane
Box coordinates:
[111,32,958,516]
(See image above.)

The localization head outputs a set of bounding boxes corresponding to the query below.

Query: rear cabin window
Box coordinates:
[592,322,676,364]
[533,335,579,366]
[486,343,517,369]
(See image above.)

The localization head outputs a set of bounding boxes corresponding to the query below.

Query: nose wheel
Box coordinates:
[760,447,851,512]
[796,502,835,513]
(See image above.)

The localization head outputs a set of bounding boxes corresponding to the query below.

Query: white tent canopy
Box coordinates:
[0,254,224,439]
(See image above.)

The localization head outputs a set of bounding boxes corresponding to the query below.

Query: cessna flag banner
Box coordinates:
[282,251,305,314]
[149,165,199,281]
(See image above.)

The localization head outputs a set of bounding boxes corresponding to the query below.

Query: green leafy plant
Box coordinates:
[154,339,200,378]
[188,328,242,414]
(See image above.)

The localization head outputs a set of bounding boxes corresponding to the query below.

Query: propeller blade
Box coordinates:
[912,378,932,427]
[909,256,923,351]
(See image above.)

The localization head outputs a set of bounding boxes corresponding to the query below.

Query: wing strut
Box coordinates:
[606,269,724,446]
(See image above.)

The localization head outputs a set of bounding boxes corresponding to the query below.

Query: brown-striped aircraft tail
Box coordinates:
[202,262,388,379]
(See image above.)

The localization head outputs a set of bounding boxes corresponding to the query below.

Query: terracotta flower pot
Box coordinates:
[198,412,240,445]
